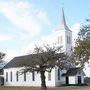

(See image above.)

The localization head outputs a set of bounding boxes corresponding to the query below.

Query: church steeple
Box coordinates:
[59,8,70,30]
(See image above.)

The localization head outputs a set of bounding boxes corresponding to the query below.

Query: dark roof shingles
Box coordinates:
[4,55,34,69]
[62,68,80,76]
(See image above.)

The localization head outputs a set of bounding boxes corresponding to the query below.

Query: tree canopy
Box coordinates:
[0,52,5,68]
[78,25,90,39]
[20,45,71,90]
[73,21,90,67]
[73,39,90,67]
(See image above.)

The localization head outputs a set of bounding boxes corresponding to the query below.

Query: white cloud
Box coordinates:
[0,1,50,37]
[71,23,81,46]
[37,11,50,26]
[0,1,50,62]
[0,35,13,41]
[4,50,20,62]
[21,31,60,54]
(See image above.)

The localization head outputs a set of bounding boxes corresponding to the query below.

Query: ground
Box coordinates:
[0,86,90,90]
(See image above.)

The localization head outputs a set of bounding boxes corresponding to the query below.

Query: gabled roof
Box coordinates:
[4,54,35,69]
[4,52,64,69]
[62,68,85,76]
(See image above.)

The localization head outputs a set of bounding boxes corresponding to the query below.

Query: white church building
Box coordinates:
[0,8,85,86]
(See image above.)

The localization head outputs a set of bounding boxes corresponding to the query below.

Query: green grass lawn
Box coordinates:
[0,86,90,90]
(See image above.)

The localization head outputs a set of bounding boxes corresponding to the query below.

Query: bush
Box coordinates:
[84,77,90,85]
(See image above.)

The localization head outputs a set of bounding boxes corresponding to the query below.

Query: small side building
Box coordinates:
[62,68,85,85]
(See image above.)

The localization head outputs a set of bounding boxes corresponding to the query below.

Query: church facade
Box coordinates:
[2,8,85,86]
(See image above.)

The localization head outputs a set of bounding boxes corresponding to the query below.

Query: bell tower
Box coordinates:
[55,8,72,54]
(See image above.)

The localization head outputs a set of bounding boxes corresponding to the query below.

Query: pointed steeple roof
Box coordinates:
[59,8,70,30]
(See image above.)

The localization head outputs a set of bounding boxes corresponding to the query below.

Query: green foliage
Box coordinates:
[73,39,90,67]
[74,20,90,67]
[78,25,90,39]
[21,45,69,73]
[84,77,90,85]
[0,52,5,64]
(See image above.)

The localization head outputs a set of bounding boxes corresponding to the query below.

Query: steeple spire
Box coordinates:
[59,8,70,30]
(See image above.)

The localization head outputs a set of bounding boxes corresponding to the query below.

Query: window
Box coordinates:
[6,72,8,82]
[58,36,63,44]
[24,72,26,81]
[32,71,35,81]
[58,37,60,44]
[48,72,51,81]
[10,72,12,81]
[67,36,71,44]
[58,69,60,80]
[60,36,63,43]
[16,71,19,81]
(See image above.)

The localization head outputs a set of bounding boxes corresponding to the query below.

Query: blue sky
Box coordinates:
[0,0,90,62]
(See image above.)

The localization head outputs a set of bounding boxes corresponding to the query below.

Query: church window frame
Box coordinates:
[58,68,60,80]
[10,72,12,81]
[24,72,26,81]
[32,71,35,81]
[6,72,8,82]
[67,36,71,44]
[16,71,19,81]
[48,72,51,81]
[58,36,63,44]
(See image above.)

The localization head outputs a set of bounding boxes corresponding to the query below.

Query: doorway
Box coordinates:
[66,76,69,85]
[78,76,81,84]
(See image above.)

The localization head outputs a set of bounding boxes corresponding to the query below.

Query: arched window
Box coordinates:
[10,72,12,81]
[48,72,51,81]
[67,36,71,44]
[6,72,8,82]
[58,69,60,80]
[58,36,63,44]
[24,72,26,81]
[32,71,35,81]
[16,71,19,81]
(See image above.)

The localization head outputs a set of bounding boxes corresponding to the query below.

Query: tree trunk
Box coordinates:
[40,71,47,90]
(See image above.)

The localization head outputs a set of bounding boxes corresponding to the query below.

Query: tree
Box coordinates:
[0,52,5,68]
[73,39,90,67]
[78,18,90,39]
[73,21,90,67]
[20,45,70,90]
[78,25,90,39]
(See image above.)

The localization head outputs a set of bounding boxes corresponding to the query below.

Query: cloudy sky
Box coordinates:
[0,0,89,65]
